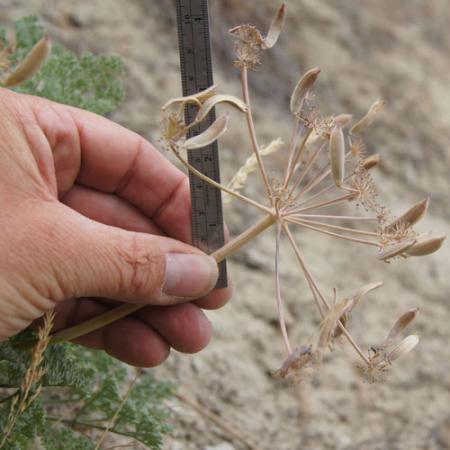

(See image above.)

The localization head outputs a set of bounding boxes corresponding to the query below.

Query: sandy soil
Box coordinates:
[2,1,449,449]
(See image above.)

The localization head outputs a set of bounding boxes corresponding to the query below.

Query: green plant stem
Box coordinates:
[40,214,277,346]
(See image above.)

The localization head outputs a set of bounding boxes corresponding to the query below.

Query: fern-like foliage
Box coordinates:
[0,16,125,115]
[0,338,174,449]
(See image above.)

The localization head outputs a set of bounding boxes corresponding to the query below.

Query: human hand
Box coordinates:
[0,88,231,366]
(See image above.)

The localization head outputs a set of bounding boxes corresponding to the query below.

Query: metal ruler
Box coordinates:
[175,0,227,288]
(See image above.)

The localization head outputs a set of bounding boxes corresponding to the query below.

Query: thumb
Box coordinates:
[48,210,219,304]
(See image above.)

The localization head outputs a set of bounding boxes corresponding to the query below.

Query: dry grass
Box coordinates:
[0,311,54,448]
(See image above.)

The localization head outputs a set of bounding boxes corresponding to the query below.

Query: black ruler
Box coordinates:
[175,0,227,288]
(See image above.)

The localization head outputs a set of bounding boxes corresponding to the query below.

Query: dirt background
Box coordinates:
[1,1,450,449]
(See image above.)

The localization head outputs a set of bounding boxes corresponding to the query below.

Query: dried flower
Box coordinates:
[229,4,287,69]
[157,3,444,385]
[360,309,419,383]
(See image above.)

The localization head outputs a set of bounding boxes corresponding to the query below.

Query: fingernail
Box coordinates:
[163,253,218,298]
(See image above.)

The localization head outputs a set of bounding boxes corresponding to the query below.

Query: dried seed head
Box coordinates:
[405,234,446,257]
[387,335,419,362]
[161,84,219,111]
[378,237,417,261]
[161,112,186,146]
[385,196,430,233]
[329,124,346,188]
[229,25,265,69]
[350,99,386,135]
[195,94,248,123]
[183,113,229,150]
[334,113,353,128]
[362,153,381,170]
[2,35,52,87]
[384,308,419,347]
[350,138,366,157]
[290,67,321,117]
[264,3,287,49]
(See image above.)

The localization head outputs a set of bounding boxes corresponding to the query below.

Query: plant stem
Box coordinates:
[283,117,301,187]
[46,214,277,345]
[171,146,272,215]
[292,214,377,221]
[290,192,357,214]
[95,374,138,450]
[241,67,273,204]
[283,224,370,365]
[288,140,326,197]
[286,218,379,247]
[275,224,292,354]
[46,416,137,440]
[283,126,312,188]
[211,213,275,262]
[290,218,378,237]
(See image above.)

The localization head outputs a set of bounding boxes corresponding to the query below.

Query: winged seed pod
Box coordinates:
[195,94,248,122]
[161,84,219,111]
[290,67,321,116]
[363,153,381,170]
[385,197,430,233]
[334,114,353,128]
[329,124,346,187]
[318,298,355,349]
[183,113,229,150]
[1,35,52,87]
[405,234,446,256]
[330,281,383,341]
[387,335,419,362]
[384,308,419,347]
[378,237,417,261]
[350,99,386,135]
[352,281,383,307]
[263,3,287,49]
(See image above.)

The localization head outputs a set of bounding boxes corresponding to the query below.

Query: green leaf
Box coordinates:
[15,45,125,115]
[43,428,95,450]
[13,15,45,61]
[0,401,46,449]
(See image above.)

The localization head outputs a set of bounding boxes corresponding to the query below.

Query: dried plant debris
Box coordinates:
[160,3,445,384]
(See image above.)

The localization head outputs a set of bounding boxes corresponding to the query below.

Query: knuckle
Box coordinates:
[115,233,165,299]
